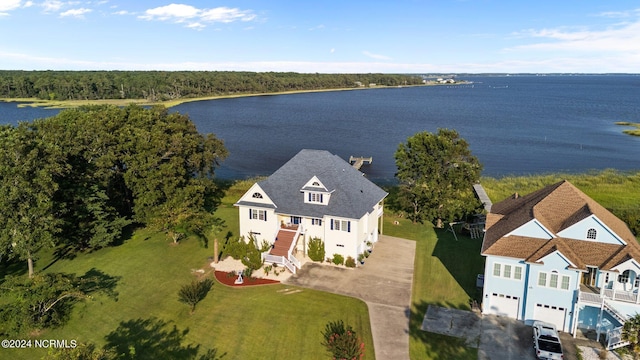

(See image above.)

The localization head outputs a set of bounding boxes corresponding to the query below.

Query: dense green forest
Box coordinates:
[0,105,227,278]
[0,71,424,101]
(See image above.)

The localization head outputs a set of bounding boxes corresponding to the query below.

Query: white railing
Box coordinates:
[607,327,630,350]
[282,257,296,274]
[289,254,301,269]
[287,225,302,259]
[580,288,640,305]
[603,288,640,304]
[262,252,298,274]
[604,300,628,324]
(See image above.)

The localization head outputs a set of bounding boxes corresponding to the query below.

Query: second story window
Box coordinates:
[586,228,597,240]
[309,192,323,203]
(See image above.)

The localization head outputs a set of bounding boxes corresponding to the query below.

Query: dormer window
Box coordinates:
[586,228,597,240]
[252,192,263,199]
[312,181,320,186]
[309,192,323,203]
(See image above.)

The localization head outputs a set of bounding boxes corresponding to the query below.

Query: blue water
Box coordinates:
[2,75,639,182]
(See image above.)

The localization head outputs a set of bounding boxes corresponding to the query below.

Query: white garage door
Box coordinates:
[534,303,567,332]
[487,292,519,318]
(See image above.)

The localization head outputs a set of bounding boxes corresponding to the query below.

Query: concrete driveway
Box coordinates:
[422,306,537,360]
[284,235,416,360]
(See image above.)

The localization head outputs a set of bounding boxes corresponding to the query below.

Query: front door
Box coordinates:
[582,267,597,287]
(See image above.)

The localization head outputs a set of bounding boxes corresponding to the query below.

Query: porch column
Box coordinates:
[572,302,580,338]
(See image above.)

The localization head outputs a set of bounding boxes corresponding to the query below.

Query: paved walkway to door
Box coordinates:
[284,235,416,360]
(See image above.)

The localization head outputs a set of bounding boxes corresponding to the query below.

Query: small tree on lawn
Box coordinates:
[178,278,214,314]
[623,313,640,355]
[321,320,365,360]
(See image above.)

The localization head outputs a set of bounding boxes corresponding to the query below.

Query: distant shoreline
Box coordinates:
[0,84,435,110]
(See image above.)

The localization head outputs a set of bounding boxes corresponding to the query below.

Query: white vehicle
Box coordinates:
[532,321,563,360]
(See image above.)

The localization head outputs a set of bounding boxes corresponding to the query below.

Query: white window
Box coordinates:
[309,192,323,203]
[252,192,263,199]
[514,267,522,280]
[492,262,523,280]
[332,219,350,232]
[311,218,322,226]
[587,228,597,240]
[250,209,267,221]
[538,271,571,291]
[538,272,547,286]
[504,265,512,278]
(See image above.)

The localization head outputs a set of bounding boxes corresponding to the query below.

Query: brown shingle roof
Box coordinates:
[481,180,639,270]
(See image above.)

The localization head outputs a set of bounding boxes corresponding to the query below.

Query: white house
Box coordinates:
[234,149,387,273]
[481,180,640,350]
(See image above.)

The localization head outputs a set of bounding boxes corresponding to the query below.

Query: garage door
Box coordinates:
[534,303,566,332]
[486,292,519,318]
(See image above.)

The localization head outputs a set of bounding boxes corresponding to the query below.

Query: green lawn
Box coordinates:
[383,215,484,360]
[0,180,374,360]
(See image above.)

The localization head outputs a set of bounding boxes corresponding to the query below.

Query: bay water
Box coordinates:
[1,75,639,182]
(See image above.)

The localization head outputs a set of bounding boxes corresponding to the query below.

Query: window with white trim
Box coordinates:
[587,228,597,240]
[514,266,522,280]
[619,270,632,283]
[252,192,263,199]
[493,263,501,277]
[504,265,512,278]
[332,219,350,232]
[311,218,322,226]
[492,262,523,280]
[250,209,267,221]
[538,272,547,286]
[538,271,571,290]
[309,192,323,203]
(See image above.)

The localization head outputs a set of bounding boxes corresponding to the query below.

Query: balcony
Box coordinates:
[579,284,640,305]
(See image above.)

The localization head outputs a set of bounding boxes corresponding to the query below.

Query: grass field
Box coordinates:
[2,170,639,359]
[481,169,640,209]
[383,215,483,360]
[0,180,374,360]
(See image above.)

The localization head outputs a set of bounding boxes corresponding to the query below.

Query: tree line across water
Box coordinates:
[0,70,424,101]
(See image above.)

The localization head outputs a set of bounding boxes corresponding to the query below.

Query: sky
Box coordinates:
[0,0,639,73]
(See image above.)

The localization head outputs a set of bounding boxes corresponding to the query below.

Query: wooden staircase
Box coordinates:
[270,229,296,257]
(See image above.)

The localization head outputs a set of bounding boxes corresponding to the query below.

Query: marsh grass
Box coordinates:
[615,121,640,137]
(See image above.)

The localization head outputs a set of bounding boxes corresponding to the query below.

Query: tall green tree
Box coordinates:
[0,124,64,277]
[394,129,483,225]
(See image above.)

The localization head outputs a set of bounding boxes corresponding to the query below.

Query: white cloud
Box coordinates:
[0,0,23,12]
[510,19,640,55]
[0,0,32,14]
[59,7,91,18]
[362,51,391,60]
[41,0,64,12]
[139,3,255,28]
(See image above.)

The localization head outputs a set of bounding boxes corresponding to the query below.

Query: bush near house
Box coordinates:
[345,256,356,268]
[308,237,325,262]
[332,254,345,266]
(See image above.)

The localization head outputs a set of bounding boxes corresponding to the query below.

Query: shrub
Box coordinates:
[345,256,356,268]
[241,235,263,275]
[223,236,246,260]
[321,320,365,360]
[178,278,214,314]
[308,237,325,262]
[332,254,344,266]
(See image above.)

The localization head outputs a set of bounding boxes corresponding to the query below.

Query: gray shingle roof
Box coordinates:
[257,149,387,219]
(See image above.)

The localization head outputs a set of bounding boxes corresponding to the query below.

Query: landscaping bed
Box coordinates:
[214,270,280,287]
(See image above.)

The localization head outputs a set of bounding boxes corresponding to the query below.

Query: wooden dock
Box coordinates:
[473,184,492,213]
[349,156,372,170]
